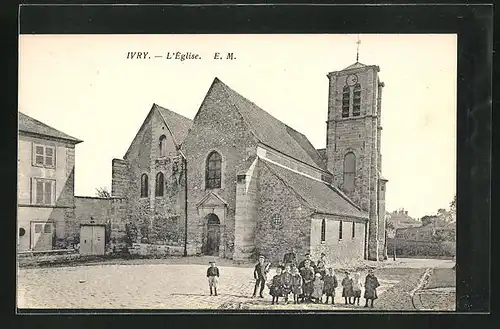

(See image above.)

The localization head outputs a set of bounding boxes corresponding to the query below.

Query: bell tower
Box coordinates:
[325,61,387,261]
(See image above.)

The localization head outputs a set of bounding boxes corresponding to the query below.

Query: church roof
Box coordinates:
[342,61,368,70]
[154,104,193,147]
[18,112,83,143]
[262,160,368,219]
[216,78,327,171]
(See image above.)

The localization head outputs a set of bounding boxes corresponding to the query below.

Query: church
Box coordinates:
[110,61,388,264]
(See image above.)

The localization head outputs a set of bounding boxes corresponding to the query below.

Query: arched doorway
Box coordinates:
[206,213,221,256]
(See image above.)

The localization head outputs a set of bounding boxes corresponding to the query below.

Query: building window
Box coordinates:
[352,221,356,239]
[140,174,148,197]
[321,218,326,242]
[34,224,43,233]
[32,178,55,205]
[339,220,343,240]
[342,85,350,118]
[33,144,55,168]
[352,84,361,116]
[381,185,385,191]
[271,214,283,229]
[159,135,167,157]
[206,151,222,189]
[155,172,164,197]
[343,152,356,193]
[44,224,52,233]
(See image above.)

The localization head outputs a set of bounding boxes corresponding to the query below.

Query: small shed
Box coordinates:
[80,222,106,256]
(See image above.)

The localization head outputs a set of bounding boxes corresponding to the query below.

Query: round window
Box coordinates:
[271,214,283,229]
[19,228,26,237]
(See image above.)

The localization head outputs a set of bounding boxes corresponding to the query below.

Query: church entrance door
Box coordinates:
[206,213,220,256]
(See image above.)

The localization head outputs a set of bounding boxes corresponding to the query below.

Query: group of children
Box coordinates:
[206,253,381,308]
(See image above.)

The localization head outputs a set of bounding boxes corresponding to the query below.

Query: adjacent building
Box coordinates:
[17,112,82,251]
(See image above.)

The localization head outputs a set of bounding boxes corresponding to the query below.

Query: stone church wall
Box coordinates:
[254,162,312,265]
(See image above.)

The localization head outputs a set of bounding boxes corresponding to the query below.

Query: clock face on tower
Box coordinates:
[346,74,358,86]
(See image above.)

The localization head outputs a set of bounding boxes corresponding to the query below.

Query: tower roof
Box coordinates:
[343,62,368,70]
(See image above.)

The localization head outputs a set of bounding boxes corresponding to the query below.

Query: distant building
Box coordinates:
[388,208,421,229]
[17,112,82,251]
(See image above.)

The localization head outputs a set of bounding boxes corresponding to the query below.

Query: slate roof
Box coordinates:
[216,78,327,172]
[155,103,192,146]
[262,160,368,219]
[18,112,82,143]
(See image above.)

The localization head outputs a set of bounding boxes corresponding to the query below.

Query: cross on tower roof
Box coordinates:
[356,34,361,62]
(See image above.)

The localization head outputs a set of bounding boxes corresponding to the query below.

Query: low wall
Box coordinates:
[128,243,184,257]
[387,238,456,258]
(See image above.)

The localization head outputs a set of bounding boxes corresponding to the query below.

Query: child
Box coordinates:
[206,260,220,296]
[323,268,338,305]
[281,264,293,304]
[291,266,303,304]
[352,272,363,306]
[300,260,315,303]
[364,269,380,308]
[341,271,354,305]
[268,266,284,305]
[311,272,324,303]
[315,259,326,279]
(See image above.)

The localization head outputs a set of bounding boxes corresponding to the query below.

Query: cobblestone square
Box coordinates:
[17,258,455,311]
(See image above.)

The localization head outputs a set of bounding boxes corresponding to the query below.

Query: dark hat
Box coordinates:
[209,261,215,264]
[321,253,326,257]
[305,253,311,256]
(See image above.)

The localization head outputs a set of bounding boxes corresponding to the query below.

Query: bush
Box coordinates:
[387,238,456,258]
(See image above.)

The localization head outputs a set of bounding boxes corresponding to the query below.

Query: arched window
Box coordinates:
[352,84,361,116]
[159,135,167,157]
[155,172,164,197]
[321,218,326,242]
[206,151,222,189]
[343,152,356,193]
[140,174,148,197]
[342,85,350,118]
[339,220,343,240]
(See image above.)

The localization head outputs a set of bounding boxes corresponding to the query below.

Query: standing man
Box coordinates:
[283,247,297,267]
[298,253,316,271]
[252,255,270,298]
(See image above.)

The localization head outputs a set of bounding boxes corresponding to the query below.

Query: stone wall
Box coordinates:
[254,161,313,265]
[309,215,366,265]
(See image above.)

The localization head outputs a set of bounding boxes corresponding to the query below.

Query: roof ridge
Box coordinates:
[18,112,82,143]
[154,103,193,123]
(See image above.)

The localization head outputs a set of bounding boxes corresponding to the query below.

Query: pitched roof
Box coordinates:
[216,78,327,171]
[18,112,82,143]
[154,104,192,146]
[343,61,368,70]
[262,160,368,219]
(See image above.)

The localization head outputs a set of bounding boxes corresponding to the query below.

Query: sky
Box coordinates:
[18,34,457,219]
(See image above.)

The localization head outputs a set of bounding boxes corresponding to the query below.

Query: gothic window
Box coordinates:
[140,174,148,197]
[321,218,326,242]
[343,152,356,193]
[206,151,222,189]
[339,220,343,240]
[155,172,164,197]
[342,85,350,118]
[159,135,167,157]
[353,84,361,116]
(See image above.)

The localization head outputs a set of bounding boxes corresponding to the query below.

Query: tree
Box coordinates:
[95,187,111,198]
[420,215,438,226]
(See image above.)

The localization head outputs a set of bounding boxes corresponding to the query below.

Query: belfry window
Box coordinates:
[353,84,361,116]
[342,86,350,118]
[206,151,222,189]
[343,152,356,193]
